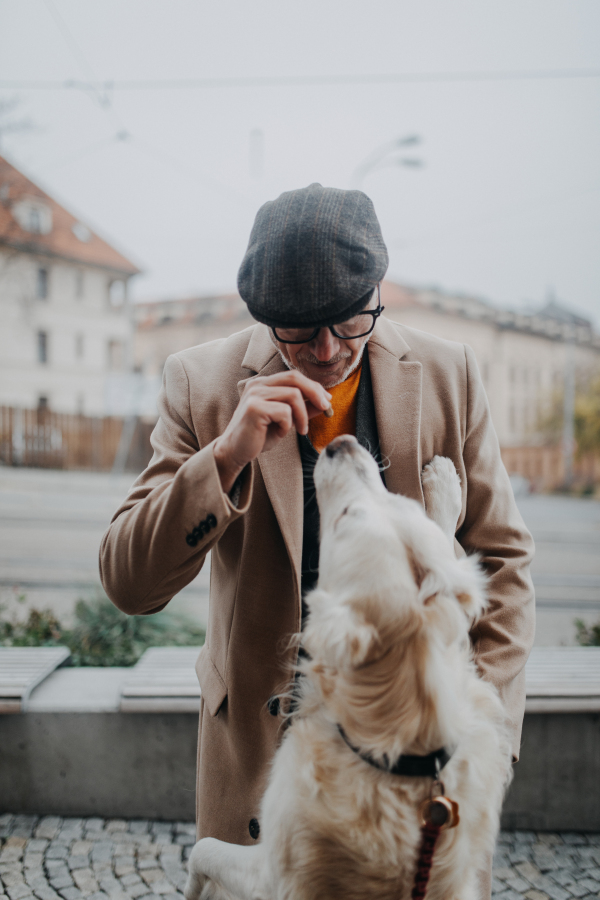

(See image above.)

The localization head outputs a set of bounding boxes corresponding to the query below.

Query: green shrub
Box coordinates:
[0,594,205,666]
[574,618,600,647]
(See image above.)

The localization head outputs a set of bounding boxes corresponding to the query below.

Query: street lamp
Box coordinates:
[351,135,424,188]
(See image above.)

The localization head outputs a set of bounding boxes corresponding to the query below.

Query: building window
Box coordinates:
[13,199,53,234]
[30,207,42,233]
[75,270,84,299]
[37,267,49,299]
[37,331,48,364]
[109,280,126,307]
[107,339,125,371]
[38,396,48,410]
[75,333,84,360]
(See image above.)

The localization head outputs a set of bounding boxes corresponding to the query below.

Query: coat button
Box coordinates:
[267,696,280,716]
[185,534,197,547]
[207,513,217,529]
[248,818,260,840]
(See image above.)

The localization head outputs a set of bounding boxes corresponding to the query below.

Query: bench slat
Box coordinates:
[0,647,71,711]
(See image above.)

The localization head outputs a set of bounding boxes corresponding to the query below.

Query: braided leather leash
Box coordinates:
[410,791,460,899]
[410,821,442,900]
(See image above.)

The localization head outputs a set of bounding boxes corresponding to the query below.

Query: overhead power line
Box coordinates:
[1,68,600,92]
[41,0,129,137]
[42,0,110,108]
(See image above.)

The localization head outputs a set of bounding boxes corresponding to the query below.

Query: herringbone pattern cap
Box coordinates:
[237,183,389,328]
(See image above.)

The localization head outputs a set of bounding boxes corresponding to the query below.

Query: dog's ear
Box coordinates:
[304,594,379,669]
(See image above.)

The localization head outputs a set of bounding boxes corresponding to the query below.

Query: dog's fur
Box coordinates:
[185,437,512,900]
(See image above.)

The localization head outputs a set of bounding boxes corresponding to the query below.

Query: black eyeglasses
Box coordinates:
[272,284,384,344]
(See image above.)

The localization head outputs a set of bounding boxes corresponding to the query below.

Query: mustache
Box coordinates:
[296,350,352,366]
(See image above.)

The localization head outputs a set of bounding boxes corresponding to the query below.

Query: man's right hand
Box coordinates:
[213,371,332,494]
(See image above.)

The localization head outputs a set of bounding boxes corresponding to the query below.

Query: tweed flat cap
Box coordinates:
[237,183,389,328]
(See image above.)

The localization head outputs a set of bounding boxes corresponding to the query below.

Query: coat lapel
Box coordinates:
[368,317,425,506]
[238,327,304,596]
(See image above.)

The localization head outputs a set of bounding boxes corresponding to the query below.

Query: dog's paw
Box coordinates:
[184,872,206,900]
[421,456,462,541]
[184,848,208,900]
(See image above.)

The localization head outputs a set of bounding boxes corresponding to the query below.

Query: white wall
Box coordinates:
[0,249,133,415]
[384,305,600,447]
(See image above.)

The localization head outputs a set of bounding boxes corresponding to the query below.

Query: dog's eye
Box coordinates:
[333,507,350,530]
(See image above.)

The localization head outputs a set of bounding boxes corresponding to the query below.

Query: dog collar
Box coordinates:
[337,725,452,778]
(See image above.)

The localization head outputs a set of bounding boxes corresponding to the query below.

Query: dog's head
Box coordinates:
[303,435,486,761]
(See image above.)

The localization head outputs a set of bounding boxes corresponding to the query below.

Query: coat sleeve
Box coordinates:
[458,344,536,760]
[99,354,253,615]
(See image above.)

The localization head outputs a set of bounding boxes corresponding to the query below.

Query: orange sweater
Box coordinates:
[308,364,362,453]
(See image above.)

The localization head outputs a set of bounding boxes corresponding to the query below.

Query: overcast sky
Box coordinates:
[0,0,599,323]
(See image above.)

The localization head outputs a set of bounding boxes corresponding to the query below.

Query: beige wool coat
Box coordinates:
[100,316,535,845]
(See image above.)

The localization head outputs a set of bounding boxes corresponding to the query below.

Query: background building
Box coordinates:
[380,282,600,448]
[0,156,139,416]
[134,280,600,449]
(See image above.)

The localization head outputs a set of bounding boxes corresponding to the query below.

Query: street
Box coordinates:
[0,467,599,644]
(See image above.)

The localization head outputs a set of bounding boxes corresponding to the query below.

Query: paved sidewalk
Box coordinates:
[0,816,192,900]
[1,815,600,900]
[493,832,600,900]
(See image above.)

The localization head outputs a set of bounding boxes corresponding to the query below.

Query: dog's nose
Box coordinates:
[325,435,358,458]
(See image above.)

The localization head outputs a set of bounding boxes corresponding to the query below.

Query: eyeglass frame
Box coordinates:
[272,283,384,344]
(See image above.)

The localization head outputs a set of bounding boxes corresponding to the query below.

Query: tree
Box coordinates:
[538,372,600,458]
[574,374,600,457]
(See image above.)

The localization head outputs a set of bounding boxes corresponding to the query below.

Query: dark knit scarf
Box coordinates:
[297,344,385,626]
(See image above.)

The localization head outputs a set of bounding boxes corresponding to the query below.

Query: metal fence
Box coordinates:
[0,406,154,472]
[1,405,598,487]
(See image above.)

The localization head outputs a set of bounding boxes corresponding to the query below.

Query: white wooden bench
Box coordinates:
[119,646,202,712]
[0,646,71,713]
[118,644,600,714]
[525,646,600,712]
[3,645,600,716]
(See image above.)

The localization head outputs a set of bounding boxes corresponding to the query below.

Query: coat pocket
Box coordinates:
[195,645,227,716]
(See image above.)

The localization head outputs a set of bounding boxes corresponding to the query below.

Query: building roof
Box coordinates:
[383,281,599,348]
[133,281,600,351]
[538,297,592,328]
[134,293,252,330]
[0,155,140,276]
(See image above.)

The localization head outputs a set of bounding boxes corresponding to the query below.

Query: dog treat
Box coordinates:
[324,405,334,418]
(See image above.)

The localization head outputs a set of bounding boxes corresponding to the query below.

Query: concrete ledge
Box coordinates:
[0,711,198,819]
[502,711,600,831]
[26,666,127,712]
[2,704,600,829]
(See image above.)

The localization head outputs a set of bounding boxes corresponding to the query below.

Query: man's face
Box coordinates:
[273,290,378,389]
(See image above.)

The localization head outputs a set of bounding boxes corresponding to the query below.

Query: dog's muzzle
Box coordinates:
[325,435,360,459]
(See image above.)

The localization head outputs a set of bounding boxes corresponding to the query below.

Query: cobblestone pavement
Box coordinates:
[2,815,600,900]
[493,832,600,900]
[0,815,193,900]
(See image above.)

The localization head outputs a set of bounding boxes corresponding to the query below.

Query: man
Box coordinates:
[100,184,534,896]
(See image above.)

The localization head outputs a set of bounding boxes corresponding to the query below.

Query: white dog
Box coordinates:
[185,436,512,900]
